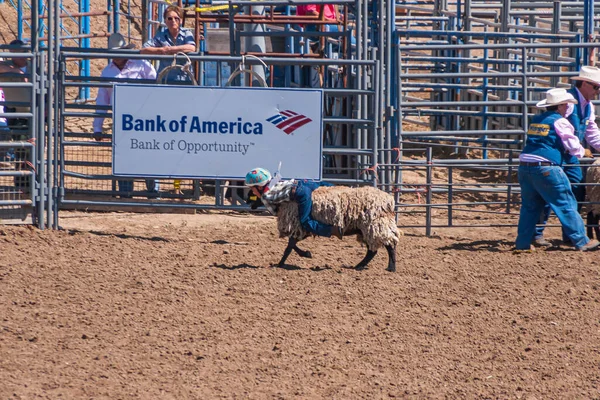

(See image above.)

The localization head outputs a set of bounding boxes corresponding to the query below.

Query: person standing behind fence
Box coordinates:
[0,39,32,192]
[0,39,29,74]
[297,3,340,53]
[93,33,160,198]
[533,66,600,247]
[0,39,30,128]
[140,5,196,83]
[515,88,599,252]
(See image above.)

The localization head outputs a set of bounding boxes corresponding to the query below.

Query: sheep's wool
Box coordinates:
[277,185,400,250]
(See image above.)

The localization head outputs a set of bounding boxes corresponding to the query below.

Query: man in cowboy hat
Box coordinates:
[93,32,160,198]
[533,66,600,247]
[515,88,600,251]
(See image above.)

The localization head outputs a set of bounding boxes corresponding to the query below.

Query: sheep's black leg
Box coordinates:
[385,244,396,272]
[276,237,297,268]
[594,213,600,241]
[355,249,377,270]
[292,244,312,259]
[588,211,594,239]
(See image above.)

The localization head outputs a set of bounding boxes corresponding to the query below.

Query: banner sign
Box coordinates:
[112,85,323,180]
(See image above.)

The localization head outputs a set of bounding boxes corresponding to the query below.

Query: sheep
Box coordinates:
[271,185,400,272]
[586,159,600,239]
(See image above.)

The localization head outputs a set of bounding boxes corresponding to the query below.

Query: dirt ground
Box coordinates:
[1,2,600,398]
[1,210,600,399]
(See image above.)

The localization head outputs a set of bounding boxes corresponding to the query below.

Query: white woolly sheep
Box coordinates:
[586,159,600,239]
[273,185,400,272]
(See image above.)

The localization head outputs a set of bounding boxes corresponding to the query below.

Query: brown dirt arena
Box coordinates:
[2,210,600,398]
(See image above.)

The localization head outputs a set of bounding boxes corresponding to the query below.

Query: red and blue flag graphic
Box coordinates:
[266,110,312,134]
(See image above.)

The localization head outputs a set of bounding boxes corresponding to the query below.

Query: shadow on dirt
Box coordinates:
[212,263,260,270]
[211,239,249,246]
[68,229,170,242]
[268,264,334,271]
[271,264,303,271]
[438,239,514,252]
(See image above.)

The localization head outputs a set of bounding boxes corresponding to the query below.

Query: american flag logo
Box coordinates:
[266,110,313,134]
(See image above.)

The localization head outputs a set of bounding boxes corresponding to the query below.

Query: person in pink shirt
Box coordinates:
[296,4,344,52]
[296,4,338,22]
[0,89,6,128]
[516,88,599,251]
[533,66,600,247]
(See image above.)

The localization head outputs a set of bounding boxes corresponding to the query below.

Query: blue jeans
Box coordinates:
[292,180,334,237]
[516,165,589,250]
[534,162,584,241]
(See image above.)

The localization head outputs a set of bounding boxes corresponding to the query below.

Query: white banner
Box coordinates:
[112,85,323,180]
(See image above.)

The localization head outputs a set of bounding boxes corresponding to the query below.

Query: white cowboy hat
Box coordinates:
[107,33,136,50]
[571,65,600,85]
[536,88,578,108]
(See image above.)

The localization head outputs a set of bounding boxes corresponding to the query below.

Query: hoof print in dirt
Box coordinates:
[310,265,331,271]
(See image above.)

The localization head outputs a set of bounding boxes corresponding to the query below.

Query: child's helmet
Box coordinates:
[245,168,272,187]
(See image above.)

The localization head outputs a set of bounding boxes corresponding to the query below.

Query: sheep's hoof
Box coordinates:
[386,265,396,272]
[354,264,368,271]
[300,251,312,259]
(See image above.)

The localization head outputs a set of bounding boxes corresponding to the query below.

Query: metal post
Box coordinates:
[80,0,91,100]
[522,46,528,149]
[583,0,594,64]
[48,0,58,228]
[141,0,148,42]
[425,146,432,237]
[550,0,561,87]
[55,58,65,228]
[38,51,46,229]
[115,0,120,34]
[464,0,471,32]
[482,44,489,159]
[244,4,266,86]
[448,166,453,226]
[394,45,403,207]
[17,0,23,41]
[374,58,381,186]
[506,150,513,214]
[31,0,42,228]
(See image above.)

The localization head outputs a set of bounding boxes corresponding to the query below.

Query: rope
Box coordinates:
[392,147,401,163]
[398,184,428,203]
[225,55,269,87]
[156,52,198,85]
[361,163,378,181]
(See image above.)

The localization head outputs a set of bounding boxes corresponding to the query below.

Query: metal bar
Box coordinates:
[425,147,432,237]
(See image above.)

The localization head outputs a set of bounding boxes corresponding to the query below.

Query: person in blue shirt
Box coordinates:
[533,66,600,247]
[245,167,343,239]
[515,88,599,251]
[140,5,196,83]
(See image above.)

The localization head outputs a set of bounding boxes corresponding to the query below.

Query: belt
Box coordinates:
[519,161,554,167]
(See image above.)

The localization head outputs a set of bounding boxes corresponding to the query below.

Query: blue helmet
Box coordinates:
[245,168,272,187]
